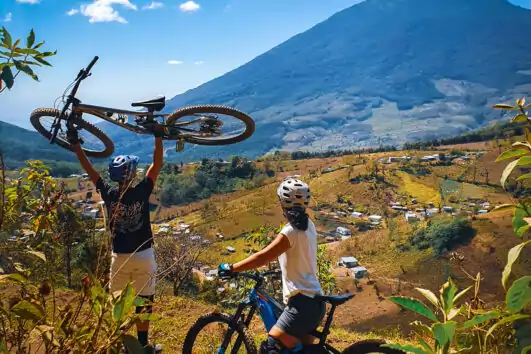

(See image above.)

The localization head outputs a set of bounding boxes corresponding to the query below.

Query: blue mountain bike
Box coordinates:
[183,270,404,354]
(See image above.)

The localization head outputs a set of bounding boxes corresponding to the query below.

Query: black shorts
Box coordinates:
[275,294,326,339]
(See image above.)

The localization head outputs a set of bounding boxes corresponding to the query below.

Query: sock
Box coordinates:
[137,330,148,347]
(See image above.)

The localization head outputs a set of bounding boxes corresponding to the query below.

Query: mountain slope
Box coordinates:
[0,120,77,168]
[98,0,531,161]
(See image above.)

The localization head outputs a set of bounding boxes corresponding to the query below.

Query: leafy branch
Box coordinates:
[0,26,56,93]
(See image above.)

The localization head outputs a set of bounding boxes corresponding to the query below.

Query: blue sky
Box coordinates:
[1,0,529,130]
[0,0,364,129]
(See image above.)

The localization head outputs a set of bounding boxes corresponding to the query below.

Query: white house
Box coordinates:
[350,266,368,279]
[337,211,347,217]
[351,212,363,218]
[442,206,454,213]
[392,205,405,211]
[368,215,382,223]
[338,256,359,268]
[336,227,351,236]
[405,212,420,223]
[477,209,488,215]
[226,246,236,253]
[82,209,100,219]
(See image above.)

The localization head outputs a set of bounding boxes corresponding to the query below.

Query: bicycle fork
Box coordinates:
[218,302,254,354]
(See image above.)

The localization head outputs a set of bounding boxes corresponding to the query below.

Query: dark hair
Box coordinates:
[284,206,309,231]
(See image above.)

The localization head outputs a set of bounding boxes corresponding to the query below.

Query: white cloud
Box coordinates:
[80,0,137,24]
[3,13,12,22]
[179,1,199,13]
[142,1,163,10]
[67,9,79,16]
[16,0,39,4]
[168,60,184,65]
[193,61,204,65]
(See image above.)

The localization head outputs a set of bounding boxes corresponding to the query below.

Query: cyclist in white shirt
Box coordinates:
[218,177,324,353]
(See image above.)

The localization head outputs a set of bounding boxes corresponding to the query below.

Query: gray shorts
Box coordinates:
[276,294,326,339]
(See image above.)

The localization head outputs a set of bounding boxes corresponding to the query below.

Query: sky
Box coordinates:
[1,0,529,130]
[0,0,364,129]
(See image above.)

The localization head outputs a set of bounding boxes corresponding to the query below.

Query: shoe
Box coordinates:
[143,344,163,353]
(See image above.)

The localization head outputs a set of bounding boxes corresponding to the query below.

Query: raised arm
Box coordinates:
[146,136,163,183]
[73,143,101,185]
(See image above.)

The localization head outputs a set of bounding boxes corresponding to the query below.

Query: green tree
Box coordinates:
[0,27,56,93]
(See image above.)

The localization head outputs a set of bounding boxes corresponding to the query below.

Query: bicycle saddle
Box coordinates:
[131,96,166,112]
[315,293,355,306]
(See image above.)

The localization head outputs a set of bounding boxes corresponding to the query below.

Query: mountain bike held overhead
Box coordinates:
[29,56,255,157]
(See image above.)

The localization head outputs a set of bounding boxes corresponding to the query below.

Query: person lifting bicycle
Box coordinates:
[68,128,163,353]
[218,177,325,353]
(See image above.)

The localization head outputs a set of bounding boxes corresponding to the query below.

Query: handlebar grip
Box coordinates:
[85,56,99,73]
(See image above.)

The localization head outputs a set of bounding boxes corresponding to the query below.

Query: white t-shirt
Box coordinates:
[278,220,322,304]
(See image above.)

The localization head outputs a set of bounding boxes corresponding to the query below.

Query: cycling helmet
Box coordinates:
[277,176,310,208]
[108,155,139,183]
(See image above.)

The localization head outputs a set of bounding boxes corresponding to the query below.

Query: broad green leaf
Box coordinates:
[492,104,517,110]
[501,159,519,188]
[40,50,57,58]
[517,156,531,166]
[13,39,20,49]
[513,207,530,239]
[34,56,52,67]
[517,97,526,107]
[33,41,44,49]
[11,300,44,321]
[503,241,531,289]
[25,250,46,262]
[382,344,429,354]
[517,224,530,237]
[492,204,516,212]
[122,334,145,354]
[415,288,439,307]
[506,276,531,313]
[448,306,462,320]
[0,273,26,283]
[454,286,472,304]
[485,314,530,348]
[13,60,38,81]
[496,149,528,162]
[1,27,12,48]
[1,66,14,89]
[388,296,437,321]
[512,113,529,123]
[523,345,531,354]
[462,311,500,329]
[26,29,35,48]
[113,282,135,322]
[12,48,40,56]
[440,278,458,316]
[432,321,457,348]
[132,296,148,307]
[517,173,531,181]
[0,341,7,354]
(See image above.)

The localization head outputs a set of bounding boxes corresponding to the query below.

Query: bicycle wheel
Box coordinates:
[165,105,255,146]
[341,340,406,354]
[30,108,114,158]
[182,312,257,354]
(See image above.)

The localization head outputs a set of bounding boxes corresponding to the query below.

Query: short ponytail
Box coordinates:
[284,207,309,231]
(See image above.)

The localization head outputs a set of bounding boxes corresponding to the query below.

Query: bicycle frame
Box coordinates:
[222,273,340,354]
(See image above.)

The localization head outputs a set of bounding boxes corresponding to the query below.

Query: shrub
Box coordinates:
[408,218,476,255]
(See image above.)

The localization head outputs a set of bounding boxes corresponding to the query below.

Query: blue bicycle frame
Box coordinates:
[217,271,341,354]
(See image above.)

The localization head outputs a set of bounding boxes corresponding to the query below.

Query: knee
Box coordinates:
[260,336,285,354]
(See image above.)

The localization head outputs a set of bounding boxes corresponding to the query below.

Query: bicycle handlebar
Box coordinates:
[229,270,282,286]
[85,56,99,75]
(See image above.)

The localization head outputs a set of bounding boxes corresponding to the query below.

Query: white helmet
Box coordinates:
[277,176,310,208]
